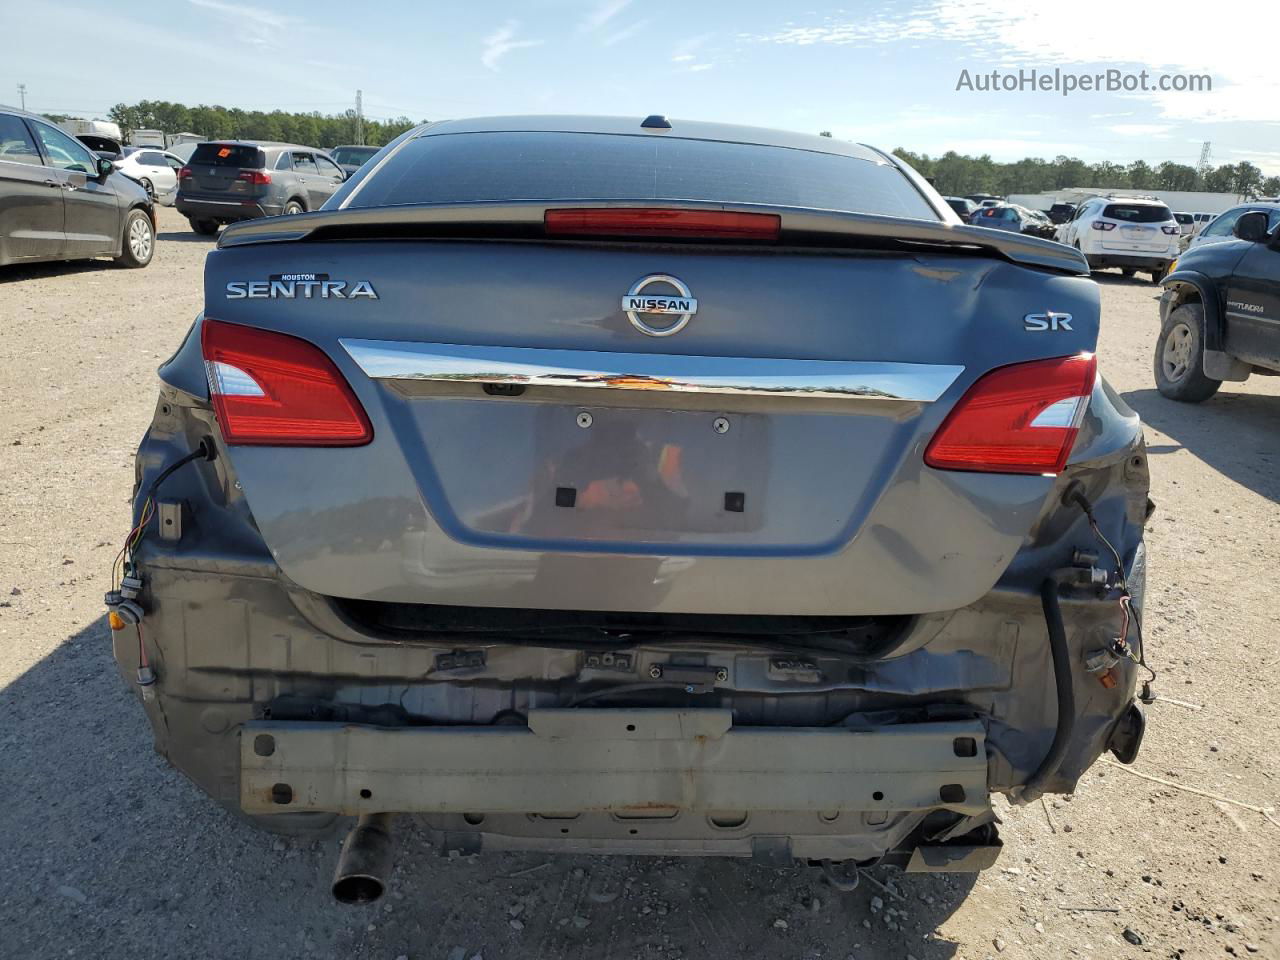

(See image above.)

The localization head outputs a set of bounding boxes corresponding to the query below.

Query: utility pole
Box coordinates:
[16,83,26,110]
[1196,141,1212,178]
[355,89,364,146]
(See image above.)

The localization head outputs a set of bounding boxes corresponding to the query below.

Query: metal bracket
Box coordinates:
[157,500,183,542]
[751,836,794,867]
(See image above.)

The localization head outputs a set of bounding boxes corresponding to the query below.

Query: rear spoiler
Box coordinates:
[217,200,1089,276]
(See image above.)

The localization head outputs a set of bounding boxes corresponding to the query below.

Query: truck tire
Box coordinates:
[1154,303,1222,402]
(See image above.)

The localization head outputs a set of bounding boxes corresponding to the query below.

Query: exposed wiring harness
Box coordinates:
[1063,481,1156,702]
[106,439,216,692]
[112,439,216,591]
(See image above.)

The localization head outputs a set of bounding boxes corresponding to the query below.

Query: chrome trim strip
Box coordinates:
[339,339,964,402]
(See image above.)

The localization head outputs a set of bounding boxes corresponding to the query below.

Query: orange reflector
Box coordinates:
[108,611,126,631]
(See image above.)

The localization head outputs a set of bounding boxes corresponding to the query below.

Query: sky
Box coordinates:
[2,0,1277,174]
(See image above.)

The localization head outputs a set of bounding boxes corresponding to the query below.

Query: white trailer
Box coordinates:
[56,118,122,142]
[129,129,166,148]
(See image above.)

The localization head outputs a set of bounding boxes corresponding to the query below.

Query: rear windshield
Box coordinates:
[191,143,265,168]
[332,146,379,165]
[349,131,938,219]
[1103,203,1173,223]
[1174,213,1193,224]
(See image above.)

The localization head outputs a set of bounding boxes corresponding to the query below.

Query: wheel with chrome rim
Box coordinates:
[114,209,154,268]
[283,200,304,216]
[1153,302,1221,402]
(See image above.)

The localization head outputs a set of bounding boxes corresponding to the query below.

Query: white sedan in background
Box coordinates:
[113,148,185,205]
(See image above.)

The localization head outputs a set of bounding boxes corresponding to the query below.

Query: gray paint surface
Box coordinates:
[191,239,1100,614]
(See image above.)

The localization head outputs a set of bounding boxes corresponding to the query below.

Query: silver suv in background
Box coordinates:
[176,140,347,235]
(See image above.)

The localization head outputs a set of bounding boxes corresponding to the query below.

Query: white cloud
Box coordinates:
[186,0,296,46]
[579,0,631,33]
[748,0,1279,125]
[602,19,649,46]
[480,20,543,72]
[1107,124,1174,136]
[670,32,716,70]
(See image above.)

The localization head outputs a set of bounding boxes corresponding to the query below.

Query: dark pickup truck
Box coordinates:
[1155,206,1280,401]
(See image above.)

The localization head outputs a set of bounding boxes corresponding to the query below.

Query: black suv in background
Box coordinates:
[1156,209,1280,401]
[176,140,346,235]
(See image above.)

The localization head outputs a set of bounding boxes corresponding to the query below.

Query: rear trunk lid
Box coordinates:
[1100,203,1176,253]
[197,215,1100,616]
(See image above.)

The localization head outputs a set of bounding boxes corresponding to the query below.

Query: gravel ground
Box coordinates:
[1,206,1278,960]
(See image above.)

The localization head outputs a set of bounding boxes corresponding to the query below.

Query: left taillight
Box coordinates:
[924,353,1097,476]
[179,166,192,181]
[201,319,372,446]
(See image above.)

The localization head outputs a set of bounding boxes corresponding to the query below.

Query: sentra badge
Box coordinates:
[226,274,379,299]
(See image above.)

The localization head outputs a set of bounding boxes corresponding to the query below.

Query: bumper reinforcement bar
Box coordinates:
[241,710,989,817]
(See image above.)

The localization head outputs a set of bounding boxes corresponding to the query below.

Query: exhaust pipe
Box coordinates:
[332,813,395,905]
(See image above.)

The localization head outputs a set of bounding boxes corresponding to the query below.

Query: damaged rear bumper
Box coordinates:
[241,710,998,865]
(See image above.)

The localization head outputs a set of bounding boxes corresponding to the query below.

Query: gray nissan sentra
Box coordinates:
[111,115,1152,902]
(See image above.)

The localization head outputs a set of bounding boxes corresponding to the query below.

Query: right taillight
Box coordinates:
[201,319,372,446]
[236,170,271,185]
[924,353,1097,475]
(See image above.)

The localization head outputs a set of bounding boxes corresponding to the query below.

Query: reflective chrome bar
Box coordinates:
[339,339,964,403]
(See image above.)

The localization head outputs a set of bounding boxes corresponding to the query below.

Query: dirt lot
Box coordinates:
[1,205,1278,960]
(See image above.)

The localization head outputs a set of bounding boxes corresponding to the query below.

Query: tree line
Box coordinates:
[891,149,1279,199]
[46,100,424,150]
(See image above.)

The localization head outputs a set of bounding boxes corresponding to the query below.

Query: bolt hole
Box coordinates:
[626,724,636,732]
[359,788,372,799]
[252,734,275,757]
[872,790,884,802]
[629,829,638,835]
[270,782,293,805]
[463,812,485,825]
[560,828,569,834]
[953,736,978,758]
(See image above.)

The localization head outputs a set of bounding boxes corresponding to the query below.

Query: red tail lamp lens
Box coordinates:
[201,319,372,446]
[924,354,1097,475]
